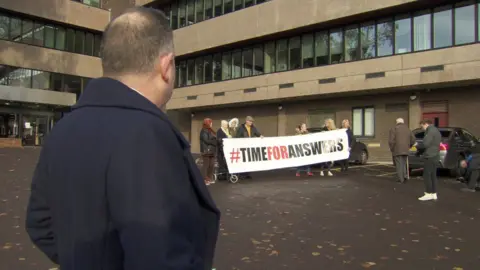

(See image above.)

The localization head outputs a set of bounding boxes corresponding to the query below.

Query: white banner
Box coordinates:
[222,129,350,173]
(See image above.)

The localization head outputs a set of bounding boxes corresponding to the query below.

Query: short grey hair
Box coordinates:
[396,118,404,124]
[101,7,174,77]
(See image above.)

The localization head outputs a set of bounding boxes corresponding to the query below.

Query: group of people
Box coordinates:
[200,116,262,185]
[294,118,353,177]
[389,118,479,201]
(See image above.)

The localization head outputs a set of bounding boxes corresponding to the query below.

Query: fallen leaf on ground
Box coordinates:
[316,245,323,249]
[18,258,25,261]
[401,250,409,253]
[312,252,321,256]
[380,228,387,231]
[390,244,398,247]
[250,239,261,245]
[241,257,250,261]
[222,233,228,236]
[412,240,420,243]
[432,255,448,261]
[262,240,270,243]
[380,256,389,260]
[338,248,344,251]
[454,249,461,252]
[361,262,376,268]
[445,247,450,250]
[269,250,279,256]
[0,213,6,217]
[397,258,404,261]
[266,220,271,224]
[453,267,463,270]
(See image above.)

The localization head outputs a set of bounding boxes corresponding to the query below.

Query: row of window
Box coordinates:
[163,0,270,30]
[175,1,480,88]
[72,0,102,8]
[307,107,375,137]
[0,65,91,99]
[0,12,102,57]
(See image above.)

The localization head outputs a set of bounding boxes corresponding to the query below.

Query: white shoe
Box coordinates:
[320,171,324,176]
[418,193,434,201]
[432,193,438,200]
[327,171,333,176]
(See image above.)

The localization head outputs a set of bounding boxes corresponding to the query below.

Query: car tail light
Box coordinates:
[439,143,449,151]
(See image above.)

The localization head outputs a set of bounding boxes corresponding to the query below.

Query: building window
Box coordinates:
[196,0,204,23]
[361,23,376,59]
[454,1,475,45]
[65,28,75,52]
[301,34,314,68]
[9,17,21,41]
[187,59,195,86]
[174,65,180,88]
[315,31,329,66]
[232,50,242,78]
[195,57,204,84]
[413,11,431,51]
[63,75,82,100]
[32,22,45,46]
[222,52,232,80]
[205,0,213,19]
[276,39,288,72]
[242,48,253,77]
[21,19,34,44]
[84,33,94,56]
[329,29,344,64]
[75,31,85,54]
[32,70,51,90]
[0,15,8,40]
[171,1,179,29]
[288,36,301,70]
[186,0,195,25]
[50,73,63,91]
[9,68,32,88]
[204,55,213,83]
[376,19,393,57]
[264,41,276,73]
[245,0,254,8]
[395,15,411,54]
[224,0,233,14]
[433,6,452,48]
[55,26,66,50]
[214,0,223,17]
[213,53,222,81]
[44,25,55,48]
[74,0,101,8]
[253,45,264,75]
[178,0,187,27]
[352,107,375,137]
[93,34,101,57]
[234,0,243,11]
[178,61,187,87]
[307,110,336,128]
[345,26,359,62]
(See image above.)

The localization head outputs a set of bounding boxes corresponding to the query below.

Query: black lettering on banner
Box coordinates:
[288,145,297,158]
[239,148,247,162]
[336,138,344,152]
[251,147,262,161]
[261,147,268,161]
[310,141,322,155]
[302,143,312,156]
[247,148,252,162]
[294,144,305,157]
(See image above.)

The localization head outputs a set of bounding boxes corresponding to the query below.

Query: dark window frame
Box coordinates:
[351,106,376,138]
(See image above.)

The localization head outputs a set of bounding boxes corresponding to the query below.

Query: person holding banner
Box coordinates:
[236,116,263,179]
[296,123,314,177]
[216,120,232,180]
[319,119,336,176]
[340,119,354,172]
[200,118,217,186]
[229,118,239,137]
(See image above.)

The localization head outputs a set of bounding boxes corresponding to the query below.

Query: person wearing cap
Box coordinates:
[236,116,263,138]
[236,116,263,179]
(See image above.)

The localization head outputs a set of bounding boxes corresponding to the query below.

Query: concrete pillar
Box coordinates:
[277,106,287,136]
[408,93,421,130]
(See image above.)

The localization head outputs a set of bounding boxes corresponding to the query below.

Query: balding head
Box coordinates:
[101,7,173,76]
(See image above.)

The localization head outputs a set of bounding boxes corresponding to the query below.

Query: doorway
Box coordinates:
[422,101,448,128]
[422,112,448,127]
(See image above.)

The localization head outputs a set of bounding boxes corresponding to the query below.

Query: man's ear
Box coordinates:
[158,53,175,84]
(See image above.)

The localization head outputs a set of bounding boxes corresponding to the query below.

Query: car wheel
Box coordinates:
[359,150,368,165]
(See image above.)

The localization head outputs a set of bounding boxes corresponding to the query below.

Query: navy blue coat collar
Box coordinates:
[74,77,189,149]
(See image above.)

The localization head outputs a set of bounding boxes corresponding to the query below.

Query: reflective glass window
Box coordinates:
[0,14,8,40]
[433,6,452,48]
[85,33,94,56]
[93,34,101,57]
[178,61,187,87]
[276,39,288,72]
[187,0,195,25]
[63,75,82,100]
[360,23,375,59]
[204,55,213,83]
[454,2,475,45]
[395,16,411,54]
[377,20,393,56]
[195,57,204,84]
[329,29,344,64]
[32,70,51,90]
[232,50,242,78]
[196,0,204,23]
[234,0,243,11]
[75,30,85,54]
[302,34,314,68]
[214,0,223,16]
[55,26,66,50]
[21,19,34,44]
[222,52,232,80]
[345,26,359,62]
[264,41,276,73]
[9,68,32,88]
[171,1,179,29]
[224,0,233,14]
[179,0,187,27]
[213,53,222,81]
[253,45,264,75]
[32,22,44,46]
[242,48,253,77]
[44,25,55,48]
[50,73,63,91]
[205,0,213,19]
[245,0,254,8]
[187,59,195,86]
[413,11,431,51]
[65,29,75,52]
[9,17,21,41]
[315,31,329,66]
[288,36,301,70]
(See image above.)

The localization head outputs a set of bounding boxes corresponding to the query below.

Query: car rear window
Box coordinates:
[414,130,452,139]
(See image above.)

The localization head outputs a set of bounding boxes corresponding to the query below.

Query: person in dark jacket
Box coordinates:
[216,120,231,180]
[25,8,220,270]
[200,118,217,185]
[418,119,442,201]
[236,116,262,138]
[389,118,416,183]
[459,144,480,192]
[340,119,354,172]
[295,123,314,177]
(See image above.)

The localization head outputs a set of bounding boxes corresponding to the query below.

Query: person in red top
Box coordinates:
[200,118,217,185]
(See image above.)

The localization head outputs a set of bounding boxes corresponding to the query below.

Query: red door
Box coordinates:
[422,112,448,127]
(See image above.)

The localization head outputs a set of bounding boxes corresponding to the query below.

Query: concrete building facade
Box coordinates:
[1,0,479,163]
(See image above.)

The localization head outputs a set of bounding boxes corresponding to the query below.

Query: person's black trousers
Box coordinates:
[466,169,480,189]
[423,157,439,193]
[393,155,408,182]
[340,159,349,171]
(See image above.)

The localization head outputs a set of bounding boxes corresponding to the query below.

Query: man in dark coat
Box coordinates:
[25,8,220,270]
[418,119,442,201]
[459,144,480,192]
[236,116,262,138]
[388,118,416,183]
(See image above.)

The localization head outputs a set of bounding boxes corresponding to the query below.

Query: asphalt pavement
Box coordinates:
[0,148,479,270]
